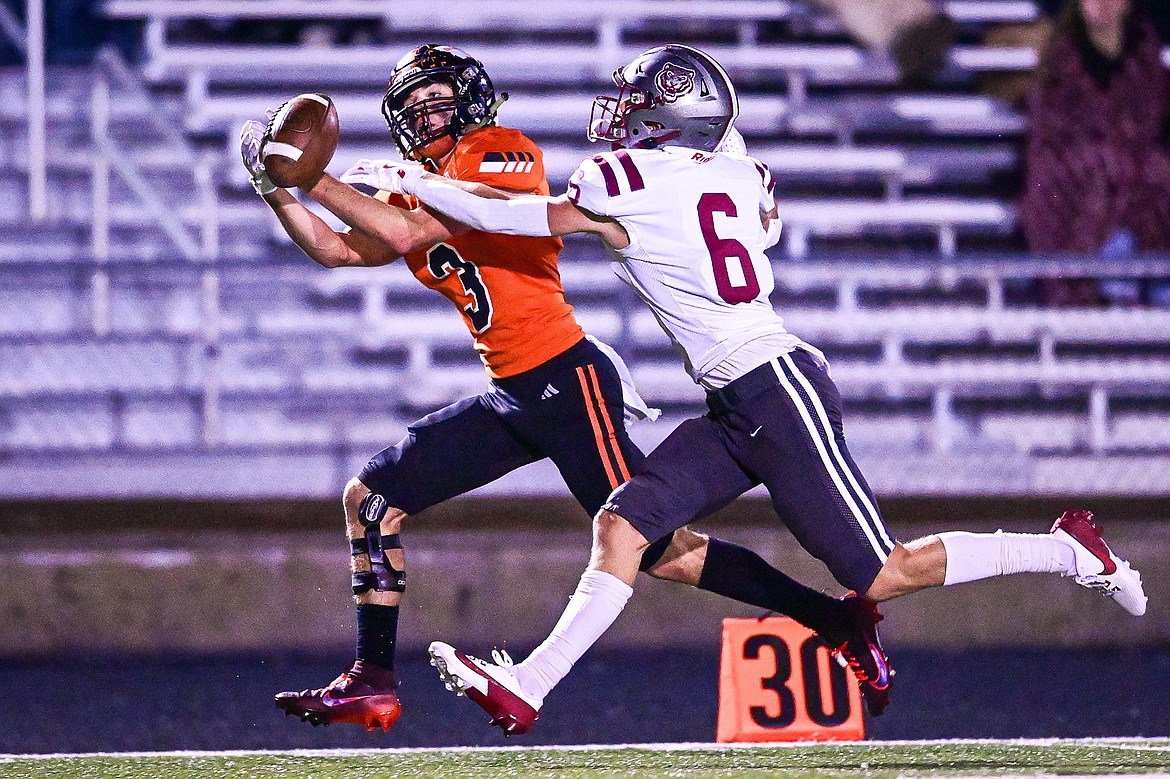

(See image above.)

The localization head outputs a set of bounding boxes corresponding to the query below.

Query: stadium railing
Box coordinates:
[7,254,1168,458]
[0,50,239,263]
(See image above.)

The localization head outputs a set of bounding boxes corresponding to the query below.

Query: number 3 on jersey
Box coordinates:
[698,192,762,304]
[427,243,494,333]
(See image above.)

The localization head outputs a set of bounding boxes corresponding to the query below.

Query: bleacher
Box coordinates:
[2,0,1170,498]
[100,0,1038,255]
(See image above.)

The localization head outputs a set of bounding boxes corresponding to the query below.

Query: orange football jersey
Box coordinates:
[377,126,583,379]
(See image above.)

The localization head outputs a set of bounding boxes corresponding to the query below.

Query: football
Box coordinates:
[262,93,339,189]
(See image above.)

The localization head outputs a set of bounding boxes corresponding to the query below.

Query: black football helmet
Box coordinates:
[382,45,506,165]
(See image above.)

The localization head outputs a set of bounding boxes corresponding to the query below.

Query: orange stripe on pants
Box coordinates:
[576,366,621,489]
[585,363,631,481]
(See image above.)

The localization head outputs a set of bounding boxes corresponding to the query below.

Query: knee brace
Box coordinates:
[351,492,407,594]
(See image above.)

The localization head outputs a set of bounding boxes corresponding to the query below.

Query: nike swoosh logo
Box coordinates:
[869,646,891,688]
[750,426,764,438]
[454,651,491,696]
[321,694,370,707]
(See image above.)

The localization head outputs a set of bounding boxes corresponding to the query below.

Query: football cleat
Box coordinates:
[428,641,542,736]
[831,593,894,716]
[274,660,402,732]
[1051,509,1147,616]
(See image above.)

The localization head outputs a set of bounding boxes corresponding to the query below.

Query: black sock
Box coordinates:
[355,603,399,671]
[698,537,846,641]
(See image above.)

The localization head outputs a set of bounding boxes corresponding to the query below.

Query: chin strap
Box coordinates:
[351,492,407,594]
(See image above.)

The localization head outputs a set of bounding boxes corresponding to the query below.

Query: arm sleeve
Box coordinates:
[403,175,554,237]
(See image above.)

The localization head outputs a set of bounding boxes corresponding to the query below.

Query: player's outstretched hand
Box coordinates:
[239,119,278,196]
[340,159,425,196]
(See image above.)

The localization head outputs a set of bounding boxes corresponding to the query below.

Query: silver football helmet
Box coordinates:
[588,44,738,152]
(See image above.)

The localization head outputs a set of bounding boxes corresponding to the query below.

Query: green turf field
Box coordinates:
[3,739,1169,779]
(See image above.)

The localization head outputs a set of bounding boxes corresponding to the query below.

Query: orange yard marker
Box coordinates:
[717,616,865,743]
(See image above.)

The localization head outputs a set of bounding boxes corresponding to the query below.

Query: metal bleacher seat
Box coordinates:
[106,0,800,43]
[102,0,1071,90]
[0,337,197,398]
[103,0,1117,134]
[202,89,1020,148]
[102,0,862,96]
[3,407,119,451]
[91,0,1050,264]
[630,353,1170,407]
[775,198,1015,257]
[1109,413,1170,451]
[952,44,1170,72]
[278,254,1170,411]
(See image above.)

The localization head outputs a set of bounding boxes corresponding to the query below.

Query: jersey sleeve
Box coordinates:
[447,129,546,194]
[564,157,613,217]
[722,151,776,212]
[748,155,777,212]
[748,157,781,248]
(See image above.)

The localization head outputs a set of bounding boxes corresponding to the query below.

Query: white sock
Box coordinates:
[515,569,633,701]
[938,530,1076,586]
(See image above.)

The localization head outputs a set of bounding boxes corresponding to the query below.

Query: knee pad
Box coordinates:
[638,534,673,573]
[351,492,407,594]
[358,491,389,528]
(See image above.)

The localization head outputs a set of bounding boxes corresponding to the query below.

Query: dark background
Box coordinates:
[2,647,1167,753]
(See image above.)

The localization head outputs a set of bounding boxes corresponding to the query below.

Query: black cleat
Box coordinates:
[831,593,894,716]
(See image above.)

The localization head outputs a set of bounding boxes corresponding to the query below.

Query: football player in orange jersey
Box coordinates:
[239,45,878,733]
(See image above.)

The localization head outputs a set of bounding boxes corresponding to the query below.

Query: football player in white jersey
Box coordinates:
[367,44,1148,736]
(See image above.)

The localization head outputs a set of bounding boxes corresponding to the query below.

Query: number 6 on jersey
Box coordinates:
[698,192,762,304]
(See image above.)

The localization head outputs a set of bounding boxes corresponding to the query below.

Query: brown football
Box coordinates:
[262,93,339,189]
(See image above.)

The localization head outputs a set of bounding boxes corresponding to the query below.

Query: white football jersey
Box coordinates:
[567,145,820,389]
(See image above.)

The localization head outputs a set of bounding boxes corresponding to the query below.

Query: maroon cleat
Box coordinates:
[1051,509,1147,616]
[274,660,402,732]
[428,641,542,736]
[831,593,894,716]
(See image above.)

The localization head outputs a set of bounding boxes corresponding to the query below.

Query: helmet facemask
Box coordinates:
[588,75,656,148]
[382,76,461,164]
[381,45,506,166]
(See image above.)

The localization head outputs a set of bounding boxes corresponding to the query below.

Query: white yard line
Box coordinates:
[1,736,1169,761]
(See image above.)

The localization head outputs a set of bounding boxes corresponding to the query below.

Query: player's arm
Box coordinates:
[240,120,465,268]
[301,174,469,257]
[391,168,629,248]
[762,202,781,248]
[240,118,389,268]
[257,187,394,268]
[754,158,782,249]
[254,173,470,268]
